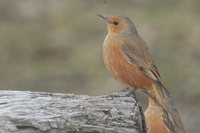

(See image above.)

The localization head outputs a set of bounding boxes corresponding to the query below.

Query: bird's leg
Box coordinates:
[124,87,138,97]
[127,89,137,97]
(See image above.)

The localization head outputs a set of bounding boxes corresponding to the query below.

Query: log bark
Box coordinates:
[0,90,146,133]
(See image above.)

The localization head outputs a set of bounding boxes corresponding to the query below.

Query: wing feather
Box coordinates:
[121,37,161,81]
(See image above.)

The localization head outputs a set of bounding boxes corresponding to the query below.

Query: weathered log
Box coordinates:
[0,90,146,133]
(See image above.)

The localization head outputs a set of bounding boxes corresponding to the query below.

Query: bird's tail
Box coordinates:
[148,81,172,108]
[149,82,185,133]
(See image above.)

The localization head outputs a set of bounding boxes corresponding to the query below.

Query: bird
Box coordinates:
[98,14,185,133]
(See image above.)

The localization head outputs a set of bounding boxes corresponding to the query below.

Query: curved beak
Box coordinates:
[97,14,109,22]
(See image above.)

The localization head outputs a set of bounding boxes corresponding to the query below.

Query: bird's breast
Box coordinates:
[103,36,152,88]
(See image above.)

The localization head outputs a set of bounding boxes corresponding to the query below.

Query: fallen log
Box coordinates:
[0,90,146,133]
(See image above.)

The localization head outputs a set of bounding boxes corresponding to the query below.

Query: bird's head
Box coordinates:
[98,15,137,36]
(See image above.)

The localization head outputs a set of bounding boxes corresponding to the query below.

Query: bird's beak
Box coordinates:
[97,14,109,23]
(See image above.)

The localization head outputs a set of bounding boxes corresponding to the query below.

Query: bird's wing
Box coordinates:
[121,37,160,81]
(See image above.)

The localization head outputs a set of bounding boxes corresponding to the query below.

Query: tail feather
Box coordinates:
[150,82,185,133]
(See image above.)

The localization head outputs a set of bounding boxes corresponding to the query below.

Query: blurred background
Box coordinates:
[0,0,199,132]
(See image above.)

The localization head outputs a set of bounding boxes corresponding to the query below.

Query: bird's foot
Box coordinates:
[126,89,137,97]
[121,87,137,97]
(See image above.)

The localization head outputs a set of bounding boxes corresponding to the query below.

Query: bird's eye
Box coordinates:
[113,21,119,25]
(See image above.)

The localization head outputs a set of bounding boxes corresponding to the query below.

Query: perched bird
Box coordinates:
[98,14,185,133]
